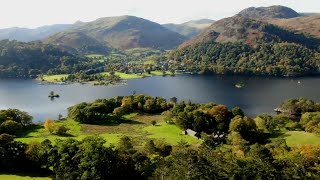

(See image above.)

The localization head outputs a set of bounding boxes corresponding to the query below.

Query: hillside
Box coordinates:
[163,19,214,39]
[0,24,72,42]
[0,40,98,78]
[45,15,186,52]
[171,16,320,77]
[267,15,320,38]
[238,5,301,19]
[180,16,320,49]
[43,31,111,54]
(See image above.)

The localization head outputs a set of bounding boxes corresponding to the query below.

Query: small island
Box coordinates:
[48,91,60,98]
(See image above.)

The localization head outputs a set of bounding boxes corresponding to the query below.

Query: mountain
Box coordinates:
[171,15,320,77]
[180,16,320,49]
[267,15,320,38]
[0,40,88,78]
[45,15,186,52]
[163,19,214,39]
[43,31,111,54]
[238,5,301,19]
[0,24,73,42]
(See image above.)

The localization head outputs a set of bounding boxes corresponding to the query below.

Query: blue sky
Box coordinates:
[1,0,319,28]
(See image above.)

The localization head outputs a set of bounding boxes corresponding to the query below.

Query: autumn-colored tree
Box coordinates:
[44,119,56,134]
[207,105,229,122]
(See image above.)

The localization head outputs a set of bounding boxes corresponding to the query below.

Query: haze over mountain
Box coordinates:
[0,24,73,42]
[238,5,301,19]
[163,19,215,39]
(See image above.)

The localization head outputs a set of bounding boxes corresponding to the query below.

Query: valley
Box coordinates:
[1,3,320,180]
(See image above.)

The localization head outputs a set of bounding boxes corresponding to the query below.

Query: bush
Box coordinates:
[117,136,133,152]
[151,120,157,126]
[55,125,69,136]
[44,119,56,134]
[0,120,22,135]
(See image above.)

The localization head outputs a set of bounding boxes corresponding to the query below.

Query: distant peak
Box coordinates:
[238,5,300,19]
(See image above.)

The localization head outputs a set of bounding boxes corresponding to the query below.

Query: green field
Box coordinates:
[144,123,200,145]
[15,114,199,147]
[271,131,320,147]
[0,175,51,180]
[41,74,69,82]
[101,71,178,79]
[85,54,105,58]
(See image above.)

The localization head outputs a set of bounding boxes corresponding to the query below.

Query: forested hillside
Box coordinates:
[0,40,101,78]
[170,16,320,76]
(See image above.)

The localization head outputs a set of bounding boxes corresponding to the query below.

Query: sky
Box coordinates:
[1,0,319,29]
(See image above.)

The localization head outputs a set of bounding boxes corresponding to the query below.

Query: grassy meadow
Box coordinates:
[15,113,200,147]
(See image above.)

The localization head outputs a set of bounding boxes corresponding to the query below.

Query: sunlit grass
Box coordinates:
[0,175,51,180]
[270,130,320,147]
[143,123,201,145]
[41,74,69,82]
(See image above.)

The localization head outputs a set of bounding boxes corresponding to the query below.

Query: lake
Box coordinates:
[0,74,319,122]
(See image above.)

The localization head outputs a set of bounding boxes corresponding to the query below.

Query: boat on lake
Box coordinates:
[235,83,245,88]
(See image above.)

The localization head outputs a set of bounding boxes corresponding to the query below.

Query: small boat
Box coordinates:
[298,80,301,84]
[235,83,245,89]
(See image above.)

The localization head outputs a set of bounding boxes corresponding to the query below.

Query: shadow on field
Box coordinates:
[17,124,43,138]
[85,116,144,126]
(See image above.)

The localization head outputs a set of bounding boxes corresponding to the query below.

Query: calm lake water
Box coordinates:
[0,74,319,122]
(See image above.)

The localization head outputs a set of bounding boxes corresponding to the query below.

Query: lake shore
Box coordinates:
[37,71,184,84]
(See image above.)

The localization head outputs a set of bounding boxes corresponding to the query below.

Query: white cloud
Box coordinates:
[1,0,319,28]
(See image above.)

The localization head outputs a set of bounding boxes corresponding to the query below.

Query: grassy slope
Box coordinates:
[144,123,200,145]
[15,114,199,147]
[271,130,320,147]
[41,74,69,82]
[283,131,320,146]
[0,175,50,180]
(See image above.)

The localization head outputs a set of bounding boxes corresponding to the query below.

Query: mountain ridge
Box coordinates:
[44,15,186,52]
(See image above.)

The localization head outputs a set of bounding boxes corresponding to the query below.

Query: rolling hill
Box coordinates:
[163,19,214,39]
[0,24,73,42]
[45,15,186,52]
[43,31,111,54]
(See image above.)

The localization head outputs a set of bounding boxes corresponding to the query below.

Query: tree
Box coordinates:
[151,120,157,126]
[155,140,172,157]
[170,97,178,104]
[300,112,320,134]
[257,114,277,132]
[232,107,244,117]
[0,120,22,135]
[117,136,133,152]
[0,109,33,126]
[44,119,56,134]
[113,107,126,118]
[229,116,258,143]
[55,125,69,136]
[144,140,156,154]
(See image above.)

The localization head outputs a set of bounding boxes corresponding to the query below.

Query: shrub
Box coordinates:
[44,119,56,134]
[151,120,157,126]
[0,120,22,135]
[55,125,69,136]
